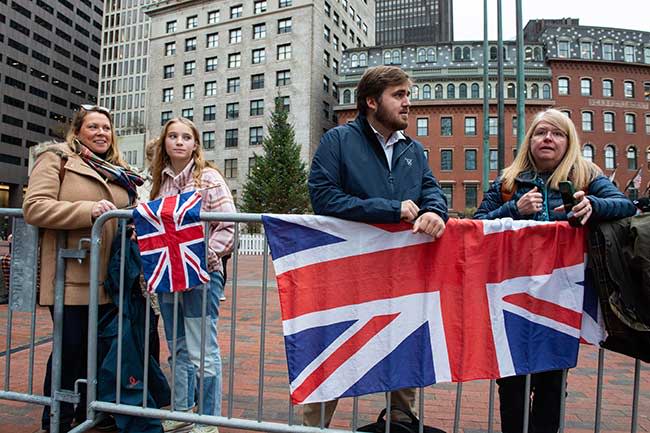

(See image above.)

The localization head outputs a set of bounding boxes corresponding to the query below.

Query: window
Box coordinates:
[162,88,173,102]
[333,35,339,51]
[203,105,216,121]
[624,44,636,62]
[277,43,291,60]
[206,56,218,72]
[275,95,290,112]
[441,184,453,209]
[582,112,593,132]
[459,84,468,99]
[224,159,238,178]
[489,117,498,135]
[625,113,636,133]
[229,28,242,44]
[465,149,477,170]
[186,15,198,29]
[250,99,264,116]
[435,84,443,99]
[605,145,615,169]
[247,48,264,65]
[278,18,292,34]
[627,146,638,170]
[279,0,292,7]
[166,20,176,33]
[624,81,635,98]
[417,48,427,63]
[423,85,432,99]
[251,73,264,89]
[416,118,428,136]
[465,185,478,209]
[204,81,217,96]
[183,84,194,100]
[441,149,453,171]
[181,108,194,120]
[185,37,197,51]
[645,47,650,64]
[646,114,650,135]
[447,84,455,99]
[254,0,267,14]
[489,149,498,170]
[645,82,650,100]
[322,101,330,120]
[250,126,263,145]
[603,79,613,97]
[581,78,592,96]
[163,64,174,79]
[464,117,477,136]
[557,40,570,58]
[184,60,196,75]
[543,84,551,99]
[226,102,239,119]
[160,111,172,125]
[323,50,330,67]
[441,117,452,136]
[225,129,238,147]
[604,112,615,132]
[203,131,215,149]
[164,42,176,56]
[228,53,241,68]
[558,77,569,95]
[583,144,594,162]
[602,42,614,61]
[226,77,241,93]
[507,83,516,98]
[276,70,291,86]
[323,76,330,93]
[580,41,592,59]
[204,33,219,49]
[208,10,220,24]
[323,25,331,42]
[253,23,266,39]
[230,5,242,19]
[411,86,419,100]
[333,59,339,74]
[471,83,480,99]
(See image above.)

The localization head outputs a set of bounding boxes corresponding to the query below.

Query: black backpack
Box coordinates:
[358,407,446,433]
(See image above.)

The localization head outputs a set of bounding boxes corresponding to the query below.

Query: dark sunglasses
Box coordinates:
[81,104,111,115]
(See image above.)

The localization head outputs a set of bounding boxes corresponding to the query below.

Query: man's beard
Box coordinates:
[374,101,408,132]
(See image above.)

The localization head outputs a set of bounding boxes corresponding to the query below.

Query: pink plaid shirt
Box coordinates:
[157,161,236,273]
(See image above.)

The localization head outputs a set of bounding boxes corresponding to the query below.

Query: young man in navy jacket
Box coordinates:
[306,65,448,427]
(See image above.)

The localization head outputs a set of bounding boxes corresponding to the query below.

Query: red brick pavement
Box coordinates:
[0,255,648,433]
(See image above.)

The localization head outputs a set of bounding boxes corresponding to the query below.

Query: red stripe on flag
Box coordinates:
[291,313,399,404]
[502,293,582,329]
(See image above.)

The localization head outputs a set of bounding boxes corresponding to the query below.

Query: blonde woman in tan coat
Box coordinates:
[23,105,142,433]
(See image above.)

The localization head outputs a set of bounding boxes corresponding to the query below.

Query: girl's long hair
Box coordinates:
[501,108,601,191]
[149,117,218,200]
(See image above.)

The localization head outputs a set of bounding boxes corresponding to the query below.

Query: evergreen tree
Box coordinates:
[240,99,311,216]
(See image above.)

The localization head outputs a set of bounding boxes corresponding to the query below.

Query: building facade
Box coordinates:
[0,0,103,207]
[336,21,650,214]
[144,0,375,201]
[376,0,453,46]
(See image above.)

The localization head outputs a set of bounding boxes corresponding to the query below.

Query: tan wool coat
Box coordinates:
[22,143,130,306]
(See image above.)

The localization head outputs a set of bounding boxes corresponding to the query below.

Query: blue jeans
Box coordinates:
[160,272,223,416]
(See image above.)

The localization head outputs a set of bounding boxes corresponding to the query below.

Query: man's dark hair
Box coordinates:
[356,66,410,115]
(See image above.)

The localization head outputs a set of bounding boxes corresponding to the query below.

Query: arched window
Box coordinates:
[417,48,426,63]
[627,146,638,170]
[392,49,401,64]
[459,83,468,98]
[342,89,351,104]
[435,84,443,99]
[531,84,539,99]
[487,83,493,98]
[490,46,498,61]
[605,145,616,170]
[525,46,533,61]
[427,48,436,62]
[534,47,543,60]
[422,84,431,99]
[542,83,551,99]
[447,83,456,99]
[383,51,391,65]
[350,54,359,68]
[582,144,594,162]
[411,85,419,100]
[471,83,480,98]
[454,47,463,61]
[359,53,367,67]
[523,84,528,98]
[507,83,516,98]
[463,46,471,60]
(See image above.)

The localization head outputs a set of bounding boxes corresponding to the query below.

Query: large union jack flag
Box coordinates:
[133,190,210,293]
[261,215,603,405]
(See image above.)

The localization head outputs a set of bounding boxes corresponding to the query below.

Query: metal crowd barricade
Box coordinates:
[0,208,648,433]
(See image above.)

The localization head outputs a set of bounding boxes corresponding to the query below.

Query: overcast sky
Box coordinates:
[453,0,648,41]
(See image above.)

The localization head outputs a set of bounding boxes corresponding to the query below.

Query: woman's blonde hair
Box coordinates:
[65,107,126,167]
[149,117,218,200]
[501,108,602,191]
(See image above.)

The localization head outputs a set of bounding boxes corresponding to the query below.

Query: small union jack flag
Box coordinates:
[133,190,210,293]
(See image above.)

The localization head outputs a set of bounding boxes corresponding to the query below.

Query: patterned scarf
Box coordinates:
[74,139,144,204]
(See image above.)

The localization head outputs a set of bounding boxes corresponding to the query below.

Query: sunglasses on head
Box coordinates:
[80,104,111,115]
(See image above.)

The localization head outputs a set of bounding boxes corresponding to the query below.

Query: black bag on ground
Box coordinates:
[357,407,446,433]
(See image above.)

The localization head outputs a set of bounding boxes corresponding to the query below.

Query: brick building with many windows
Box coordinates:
[336,19,650,214]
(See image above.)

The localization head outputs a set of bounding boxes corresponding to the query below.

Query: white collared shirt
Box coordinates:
[368,124,405,170]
